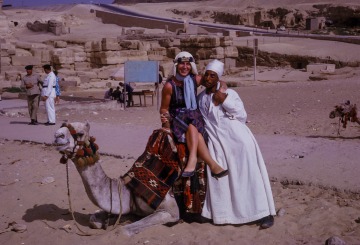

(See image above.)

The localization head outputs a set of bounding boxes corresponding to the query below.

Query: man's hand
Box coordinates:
[25,84,33,89]
[212,90,227,106]
[41,96,48,101]
[55,96,60,104]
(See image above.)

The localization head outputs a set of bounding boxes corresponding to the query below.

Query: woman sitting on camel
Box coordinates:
[160,51,228,179]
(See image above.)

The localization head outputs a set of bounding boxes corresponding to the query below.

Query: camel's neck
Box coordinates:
[74,161,132,215]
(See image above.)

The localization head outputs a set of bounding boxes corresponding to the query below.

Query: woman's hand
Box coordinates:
[160,112,171,128]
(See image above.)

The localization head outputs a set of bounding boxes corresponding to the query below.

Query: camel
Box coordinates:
[329,100,360,135]
[54,122,180,236]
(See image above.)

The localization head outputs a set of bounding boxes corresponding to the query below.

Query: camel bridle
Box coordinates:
[58,123,123,236]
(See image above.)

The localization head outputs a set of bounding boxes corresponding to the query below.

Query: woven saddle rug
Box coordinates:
[122,128,183,210]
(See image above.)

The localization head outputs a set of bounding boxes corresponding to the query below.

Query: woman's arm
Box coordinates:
[160,82,172,128]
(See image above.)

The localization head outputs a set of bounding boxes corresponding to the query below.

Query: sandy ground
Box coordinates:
[1,2,360,245]
[1,66,360,244]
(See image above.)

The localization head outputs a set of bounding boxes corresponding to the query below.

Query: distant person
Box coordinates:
[104,87,114,100]
[20,65,42,125]
[53,70,61,104]
[112,86,121,101]
[119,82,134,106]
[155,70,163,94]
[41,64,56,126]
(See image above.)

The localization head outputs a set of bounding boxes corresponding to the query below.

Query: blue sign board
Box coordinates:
[124,61,159,83]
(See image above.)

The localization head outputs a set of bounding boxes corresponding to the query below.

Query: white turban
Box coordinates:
[173,51,198,76]
[205,59,224,78]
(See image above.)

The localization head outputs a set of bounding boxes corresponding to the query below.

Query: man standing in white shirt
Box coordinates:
[41,64,56,126]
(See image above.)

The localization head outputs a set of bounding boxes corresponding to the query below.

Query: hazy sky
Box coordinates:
[3,0,113,7]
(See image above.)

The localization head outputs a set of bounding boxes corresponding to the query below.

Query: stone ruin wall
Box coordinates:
[0,35,239,90]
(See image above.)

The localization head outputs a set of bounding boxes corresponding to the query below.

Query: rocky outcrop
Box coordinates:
[26,20,66,36]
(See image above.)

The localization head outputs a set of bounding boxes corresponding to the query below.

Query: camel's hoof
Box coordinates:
[89,211,107,229]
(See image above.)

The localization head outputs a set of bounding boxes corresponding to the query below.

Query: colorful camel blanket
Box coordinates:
[122,128,182,209]
[122,128,207,213]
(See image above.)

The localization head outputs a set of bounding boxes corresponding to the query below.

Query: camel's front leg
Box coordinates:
[122,193,179,236]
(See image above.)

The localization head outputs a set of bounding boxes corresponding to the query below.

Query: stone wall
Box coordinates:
[0,35,239,90]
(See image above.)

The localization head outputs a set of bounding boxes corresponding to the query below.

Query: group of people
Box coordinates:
[20,52,276,229]
[104,82,134,106]
[159,51,276,228]
[20,64,61,125]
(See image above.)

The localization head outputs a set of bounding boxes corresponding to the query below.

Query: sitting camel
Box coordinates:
[329,100,360,135]
[54,122,181,236]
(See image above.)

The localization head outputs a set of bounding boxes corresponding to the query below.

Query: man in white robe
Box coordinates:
[41,64,56,125]
[198,60,276,228]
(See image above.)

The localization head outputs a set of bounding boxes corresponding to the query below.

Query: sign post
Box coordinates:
[253,38,258,81]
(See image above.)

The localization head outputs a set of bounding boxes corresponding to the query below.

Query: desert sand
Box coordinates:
[1,2,360,245]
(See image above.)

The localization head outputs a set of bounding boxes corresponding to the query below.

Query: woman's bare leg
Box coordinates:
[197,133,225,175]
[183,124,199,173]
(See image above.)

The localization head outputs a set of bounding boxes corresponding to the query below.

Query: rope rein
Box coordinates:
[62,124,123,236]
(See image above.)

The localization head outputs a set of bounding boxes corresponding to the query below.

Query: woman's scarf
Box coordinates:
[176,73,197,110]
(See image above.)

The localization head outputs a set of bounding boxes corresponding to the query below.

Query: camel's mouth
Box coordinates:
[53,140,71,152]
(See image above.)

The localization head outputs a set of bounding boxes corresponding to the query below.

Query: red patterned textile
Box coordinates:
[122,128,207,213]
[122,128,181,209]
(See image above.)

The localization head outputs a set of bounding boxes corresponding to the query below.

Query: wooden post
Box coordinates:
[253,38,258,81]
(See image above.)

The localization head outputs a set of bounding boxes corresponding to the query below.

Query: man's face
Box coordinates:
[26,69,32,75]
[202,70,219,89]
[44,68,50,74]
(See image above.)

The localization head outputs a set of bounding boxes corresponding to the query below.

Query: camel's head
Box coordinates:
[329,100,351,119]
[54,122,91,155]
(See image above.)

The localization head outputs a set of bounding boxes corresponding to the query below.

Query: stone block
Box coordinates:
[74,62,92,71]
[220,36,233,46]
[138,41,150,51]
[224,58,236,70]
[224,46,238,58]
[181,36,220,48]
[4,71,21,81]
[57,69,77,77]
[11,56,41,66]
[147,55,164,61]
[76,71,97,79]
[51,49,74,65]
[196,48,213,60]
[54,41,67,48]
[307,63,335,74]
[79,75,91,84]
[210,47,225,59]
[31,49,51,63]
[15,42,47,50]
[15,49,33,56]
[63,76,80,85]
[97,69,114,79]
[166,47,181,59]
[1,56,11,66]
[74,51,87,62]
[102,38,120,51]
[120,40,140,50]
[84,41,102,52]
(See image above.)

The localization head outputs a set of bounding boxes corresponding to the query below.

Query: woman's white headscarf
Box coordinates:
[205,59,224,78]
[173,51,198,110]
[173,51,198,76]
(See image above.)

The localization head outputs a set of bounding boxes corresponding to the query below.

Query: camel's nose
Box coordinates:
[329,111,336,119]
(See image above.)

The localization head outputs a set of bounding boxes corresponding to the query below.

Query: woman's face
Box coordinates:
[177,61,192,77]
